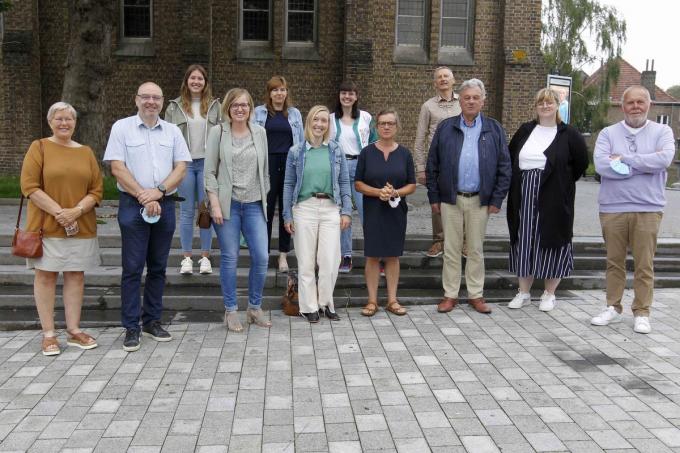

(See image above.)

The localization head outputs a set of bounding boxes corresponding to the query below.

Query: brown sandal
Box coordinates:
[42,336,60,356]
[361,301,378,317]
[386,300,407,316]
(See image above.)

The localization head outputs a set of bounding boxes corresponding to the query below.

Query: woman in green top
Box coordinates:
[282,106,353,323]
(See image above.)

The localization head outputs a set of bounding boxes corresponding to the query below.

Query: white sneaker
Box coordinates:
[198,257,213,274]
[539,292,556,312]
[508,292,530,309]
[634,316,651,334]
[180,257,193,275]
[591,306,622,326]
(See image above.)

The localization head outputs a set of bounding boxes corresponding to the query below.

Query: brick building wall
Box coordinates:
[0,0,43,175]
[0,0,546,175]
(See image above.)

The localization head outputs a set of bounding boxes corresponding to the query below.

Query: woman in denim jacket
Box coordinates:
[253,76,304,273]
[283,105,352,323]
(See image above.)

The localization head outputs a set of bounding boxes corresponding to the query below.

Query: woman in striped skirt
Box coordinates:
[506,88,588,311]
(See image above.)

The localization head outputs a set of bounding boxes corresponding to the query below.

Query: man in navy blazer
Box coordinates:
[426,78,511,314]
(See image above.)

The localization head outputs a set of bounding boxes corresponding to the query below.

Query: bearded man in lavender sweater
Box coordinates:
[590,85,675,334]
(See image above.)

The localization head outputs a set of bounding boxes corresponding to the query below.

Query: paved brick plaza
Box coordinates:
[1,290,680,453]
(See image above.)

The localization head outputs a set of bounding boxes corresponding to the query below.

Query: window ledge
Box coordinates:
[392,45,428,65]
[282,44,319,61]
[238,42,274,60]
[115,39,155,57]
[437,47,474,66]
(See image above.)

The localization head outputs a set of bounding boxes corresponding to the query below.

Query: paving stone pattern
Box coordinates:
[1,289,680,452]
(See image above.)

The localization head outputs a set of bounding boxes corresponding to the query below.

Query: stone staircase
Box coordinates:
[1,234,679,316]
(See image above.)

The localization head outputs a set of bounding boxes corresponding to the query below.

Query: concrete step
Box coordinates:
[3,234,680,256]
[2,247,679,273]
[1,264,679,293]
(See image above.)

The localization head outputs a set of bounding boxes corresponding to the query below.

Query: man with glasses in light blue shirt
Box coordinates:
[104,82,191,352]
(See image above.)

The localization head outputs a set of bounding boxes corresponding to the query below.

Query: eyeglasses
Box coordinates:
[536,101,555,107]
[230,103,250,111]
[625,135,637,153]
[377,121,397,128]
[137,94,163,101]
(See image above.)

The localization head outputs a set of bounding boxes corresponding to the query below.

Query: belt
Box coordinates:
[121,192,186,202]
[312,193,331,199]
[457,191,479,198]
[345,154,358,160]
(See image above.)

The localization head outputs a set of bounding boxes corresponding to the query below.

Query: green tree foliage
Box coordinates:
[667,85,680,100]
[0,0,13,12]
[542,0,626,131]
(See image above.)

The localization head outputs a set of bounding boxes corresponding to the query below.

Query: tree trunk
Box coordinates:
[61,0,115,163]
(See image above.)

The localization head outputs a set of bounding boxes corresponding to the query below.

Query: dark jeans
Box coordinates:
[117,193,176,330]
[267,153,291,253]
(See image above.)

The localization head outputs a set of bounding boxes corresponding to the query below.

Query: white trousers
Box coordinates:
[292,197,341,313]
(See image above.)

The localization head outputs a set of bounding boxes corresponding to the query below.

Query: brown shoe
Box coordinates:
[426,242,443,258]
[469,297,492,314]
[437,297,458,313]
[67,331,98,350]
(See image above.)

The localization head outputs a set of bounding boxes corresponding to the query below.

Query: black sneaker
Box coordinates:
[123,328,141,352]
[300,311,320,323]
[339,256,352,273]
[320,307,340,321]
[142,321,173,342]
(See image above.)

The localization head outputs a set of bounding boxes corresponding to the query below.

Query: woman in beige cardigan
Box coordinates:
[204,88,271,332]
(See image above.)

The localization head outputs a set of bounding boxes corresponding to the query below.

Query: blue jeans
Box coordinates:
[341,157,363,257]
[178,158,212,254]
[118,193,175,330]
[213,199,268,311]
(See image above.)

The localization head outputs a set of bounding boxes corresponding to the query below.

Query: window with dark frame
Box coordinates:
[122,0,152,39]
[396,0,426,47]
[657,114,670,125]
[440,0,469,48]
[242,0,270,41]
[287,0,315,43]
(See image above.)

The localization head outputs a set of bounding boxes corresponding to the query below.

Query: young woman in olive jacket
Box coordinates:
[506,88,588,312]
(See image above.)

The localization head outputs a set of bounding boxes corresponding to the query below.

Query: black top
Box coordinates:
[265,111,293,154]
[506,121,589,249]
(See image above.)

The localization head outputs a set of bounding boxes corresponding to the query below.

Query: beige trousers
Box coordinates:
[441,197,489,299]
[292,197,341,314]
[600,212,662,317]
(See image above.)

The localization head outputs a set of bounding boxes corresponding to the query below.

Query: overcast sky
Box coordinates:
[584,0,679,90]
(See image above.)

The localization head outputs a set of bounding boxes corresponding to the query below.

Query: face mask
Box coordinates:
[610,159,630,176]
[140,207,161,224]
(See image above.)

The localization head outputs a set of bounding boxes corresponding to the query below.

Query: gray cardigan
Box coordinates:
[204,122,270,220]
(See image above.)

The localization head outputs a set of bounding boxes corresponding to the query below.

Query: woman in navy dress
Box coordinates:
[355,109,416,317]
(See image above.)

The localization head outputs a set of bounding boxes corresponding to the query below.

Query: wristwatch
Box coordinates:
[157,184,167,197]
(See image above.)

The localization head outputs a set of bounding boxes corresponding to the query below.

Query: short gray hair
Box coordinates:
[621,85,651,104]
[459,78,486,99]
[433,66,453,80]
[47,102,77,122]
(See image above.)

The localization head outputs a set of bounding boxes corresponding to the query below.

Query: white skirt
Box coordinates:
[26,237,101,272]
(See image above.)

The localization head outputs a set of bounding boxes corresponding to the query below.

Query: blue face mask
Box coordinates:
[140,207,160,224]
[610,159,630,175]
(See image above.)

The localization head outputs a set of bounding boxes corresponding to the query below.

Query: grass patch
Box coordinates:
[0,175,120,199]
[0,176,21,198]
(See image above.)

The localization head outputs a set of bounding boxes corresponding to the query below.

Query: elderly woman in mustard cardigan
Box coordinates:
[20,101,103,356]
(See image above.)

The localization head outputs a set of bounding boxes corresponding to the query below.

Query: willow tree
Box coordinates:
[542,0,626,131]
[61,0,116,161]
